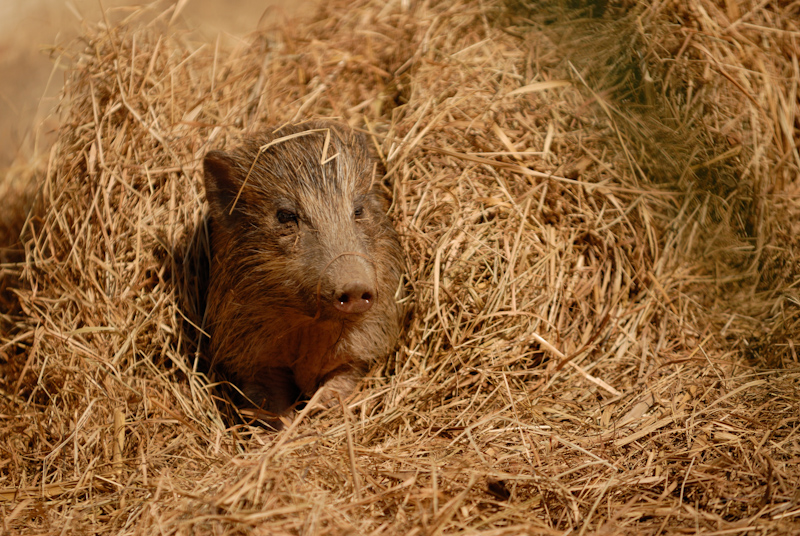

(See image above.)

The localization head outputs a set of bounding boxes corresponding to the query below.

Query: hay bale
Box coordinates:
[1,0,799,533]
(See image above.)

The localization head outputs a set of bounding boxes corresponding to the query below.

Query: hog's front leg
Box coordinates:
[309,363,367,409]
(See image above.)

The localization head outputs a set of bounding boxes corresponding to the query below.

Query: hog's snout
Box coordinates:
[322,253,376,316]
[334,280,374,314]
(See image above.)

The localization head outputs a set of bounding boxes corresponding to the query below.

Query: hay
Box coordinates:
[1,0,799,533]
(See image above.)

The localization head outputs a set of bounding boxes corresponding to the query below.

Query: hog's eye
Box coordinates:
[354,206,364,218]
[276,209,298,225]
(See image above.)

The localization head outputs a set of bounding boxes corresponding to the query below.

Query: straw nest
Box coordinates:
[1,0,799,533]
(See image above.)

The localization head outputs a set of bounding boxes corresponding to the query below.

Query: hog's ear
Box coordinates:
[204,150,247,227]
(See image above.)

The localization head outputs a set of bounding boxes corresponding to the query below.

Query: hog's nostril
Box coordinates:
[333,281,375,314]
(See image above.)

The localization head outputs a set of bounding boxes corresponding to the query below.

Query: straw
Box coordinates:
[1,0,798,533]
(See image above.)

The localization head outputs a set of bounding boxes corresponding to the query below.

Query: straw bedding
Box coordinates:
[1,0,799,533]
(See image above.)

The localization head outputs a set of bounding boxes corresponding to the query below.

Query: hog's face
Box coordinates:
[204,124,392,321]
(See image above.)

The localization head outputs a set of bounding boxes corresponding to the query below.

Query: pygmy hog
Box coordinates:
[203,121,404,418]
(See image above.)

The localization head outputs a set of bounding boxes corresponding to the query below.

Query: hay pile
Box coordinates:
[1,0,799,533]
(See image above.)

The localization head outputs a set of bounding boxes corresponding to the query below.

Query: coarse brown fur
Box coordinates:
[203,121,404,418]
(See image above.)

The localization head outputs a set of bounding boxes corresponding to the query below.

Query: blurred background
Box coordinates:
[0,0,306,169]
